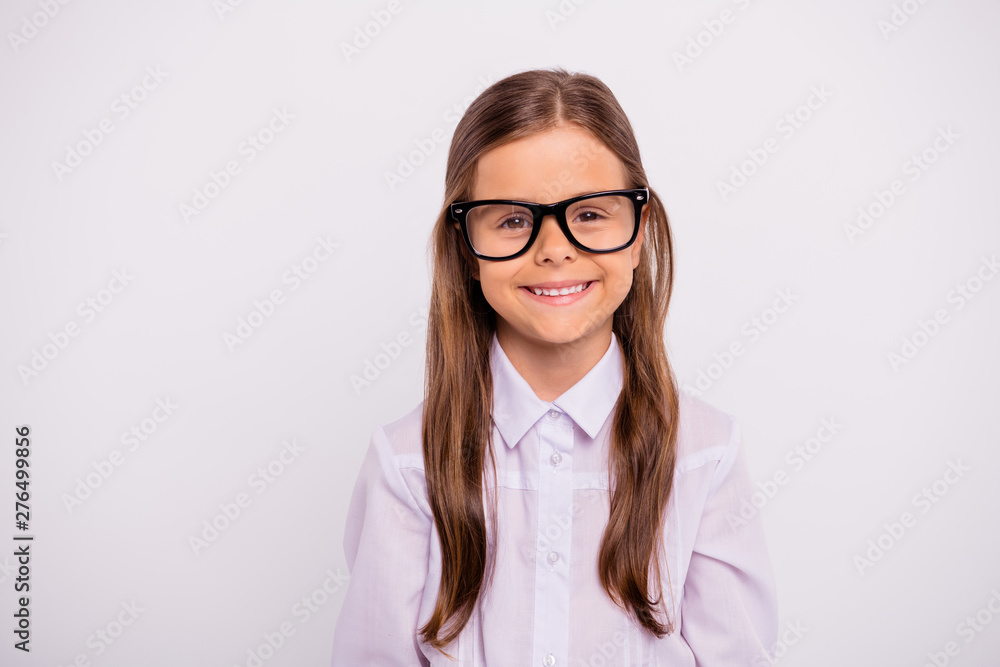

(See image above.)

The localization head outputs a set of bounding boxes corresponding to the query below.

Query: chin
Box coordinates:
[532,326,599,347]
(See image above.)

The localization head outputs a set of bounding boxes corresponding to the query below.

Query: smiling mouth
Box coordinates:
[522,281,594,296]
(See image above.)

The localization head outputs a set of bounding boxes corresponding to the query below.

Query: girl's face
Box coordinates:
[466,123,647,358]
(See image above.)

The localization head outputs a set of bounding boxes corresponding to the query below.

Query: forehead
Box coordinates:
[470,125,627,202]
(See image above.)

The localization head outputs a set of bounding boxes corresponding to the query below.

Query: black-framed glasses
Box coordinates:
[450,188,648,261]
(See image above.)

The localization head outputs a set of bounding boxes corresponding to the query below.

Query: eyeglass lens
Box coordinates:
[466,194,634,257]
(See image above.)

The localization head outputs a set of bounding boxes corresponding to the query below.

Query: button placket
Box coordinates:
[547,409,564,467]
[534,410,572,667]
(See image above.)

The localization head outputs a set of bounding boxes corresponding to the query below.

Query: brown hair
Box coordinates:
[419,67,680,653]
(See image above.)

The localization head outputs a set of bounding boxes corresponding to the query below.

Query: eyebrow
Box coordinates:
[471,189,615,203]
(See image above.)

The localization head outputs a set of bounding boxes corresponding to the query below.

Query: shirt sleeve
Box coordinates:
[680,417,779,666]
[330,425,433,667]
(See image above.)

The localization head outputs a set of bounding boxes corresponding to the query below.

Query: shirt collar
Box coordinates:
[489,331,624,449]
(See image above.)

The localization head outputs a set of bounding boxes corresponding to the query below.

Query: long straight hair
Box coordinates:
[420,67,680,652]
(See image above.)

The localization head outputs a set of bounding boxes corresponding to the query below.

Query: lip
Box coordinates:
[519,280,595,306]
[522,279,594,290]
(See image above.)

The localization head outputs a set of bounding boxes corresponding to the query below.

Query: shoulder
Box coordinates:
[377,399,426,469]
[357,399,432,519]
[674,387,739,473]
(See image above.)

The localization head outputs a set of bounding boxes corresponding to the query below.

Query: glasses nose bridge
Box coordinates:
[533,201,572,246]
[539,199,572,227]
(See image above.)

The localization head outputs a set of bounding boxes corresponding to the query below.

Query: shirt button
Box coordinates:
[550,451,562,466]
[543,654,556,666]
[547,410,560,421]
[547,551,559,564]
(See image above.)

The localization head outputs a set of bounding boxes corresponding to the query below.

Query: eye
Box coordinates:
[498,214,532,230]
[573,209,607,224]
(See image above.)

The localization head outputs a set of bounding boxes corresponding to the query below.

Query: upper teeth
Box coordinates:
[531,282,588,296]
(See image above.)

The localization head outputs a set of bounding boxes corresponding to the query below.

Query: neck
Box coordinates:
[496,324,613,402]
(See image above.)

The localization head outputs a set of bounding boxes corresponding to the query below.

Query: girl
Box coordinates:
[331,67,778,666]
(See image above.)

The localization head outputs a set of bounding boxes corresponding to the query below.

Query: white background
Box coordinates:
[1,1,999,665]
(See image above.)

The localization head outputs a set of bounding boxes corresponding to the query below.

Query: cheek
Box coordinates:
[603,263,635,302]
[477,266,516,304]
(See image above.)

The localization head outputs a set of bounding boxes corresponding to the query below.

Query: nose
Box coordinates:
[532,213,575,262]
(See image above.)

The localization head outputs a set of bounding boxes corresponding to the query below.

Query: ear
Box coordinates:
[631,205,649,270]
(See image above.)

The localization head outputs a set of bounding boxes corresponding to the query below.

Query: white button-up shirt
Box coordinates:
[331,331,778,666]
